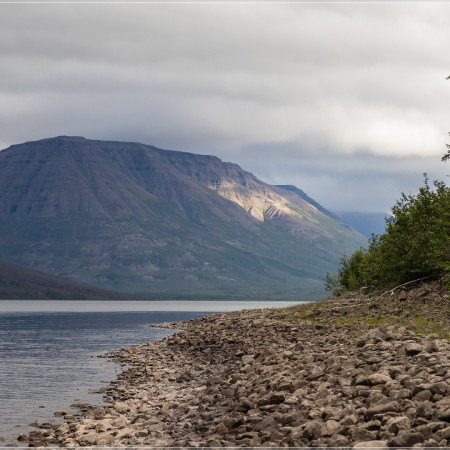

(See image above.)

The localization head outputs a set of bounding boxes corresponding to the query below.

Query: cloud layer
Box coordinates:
[0,3,449,212]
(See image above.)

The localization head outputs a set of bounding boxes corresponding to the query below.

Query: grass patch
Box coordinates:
[274,282,449,340]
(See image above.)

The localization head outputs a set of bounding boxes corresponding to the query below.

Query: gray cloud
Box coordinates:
[0,3,449,212]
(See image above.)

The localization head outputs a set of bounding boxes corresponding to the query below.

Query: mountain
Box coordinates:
[0,258,144,300]
[333,211,390,238]
[0,136,366,300]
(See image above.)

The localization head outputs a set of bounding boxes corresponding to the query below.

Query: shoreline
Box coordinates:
[21,285,450,448]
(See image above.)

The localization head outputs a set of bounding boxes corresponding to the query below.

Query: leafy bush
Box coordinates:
[326,175,450,294]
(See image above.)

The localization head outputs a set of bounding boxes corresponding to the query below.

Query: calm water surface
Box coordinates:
[0,300,300,445]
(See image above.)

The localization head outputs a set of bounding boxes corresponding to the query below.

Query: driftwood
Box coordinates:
[372,276,433,302]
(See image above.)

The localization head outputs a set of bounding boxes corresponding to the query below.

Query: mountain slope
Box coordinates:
[161,153,364,255]
[0,136,365,299]
[274,185,354,230]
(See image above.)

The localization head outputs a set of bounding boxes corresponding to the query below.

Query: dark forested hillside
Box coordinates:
[0,259,144,300]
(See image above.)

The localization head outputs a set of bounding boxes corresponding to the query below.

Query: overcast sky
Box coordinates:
[1,2,449,212]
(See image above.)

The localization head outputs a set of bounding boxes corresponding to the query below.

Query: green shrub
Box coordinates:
[326,175,450,294]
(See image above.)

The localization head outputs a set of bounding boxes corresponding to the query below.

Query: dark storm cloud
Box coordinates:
[0,3,449,211]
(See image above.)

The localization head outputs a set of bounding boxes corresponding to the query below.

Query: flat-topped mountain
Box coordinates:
[0,136,365,299]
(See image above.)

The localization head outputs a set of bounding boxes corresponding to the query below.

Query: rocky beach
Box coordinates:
[22,279,450,448]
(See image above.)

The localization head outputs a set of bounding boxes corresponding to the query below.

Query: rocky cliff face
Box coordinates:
[162,151,326,225]
[0,136,365,299]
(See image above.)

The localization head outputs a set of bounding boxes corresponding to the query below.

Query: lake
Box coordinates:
[0,300,301,445]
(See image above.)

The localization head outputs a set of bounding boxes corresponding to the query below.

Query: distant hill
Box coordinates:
[0,259,144,300]
[0,136,366,300]
[333,211,390,238]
